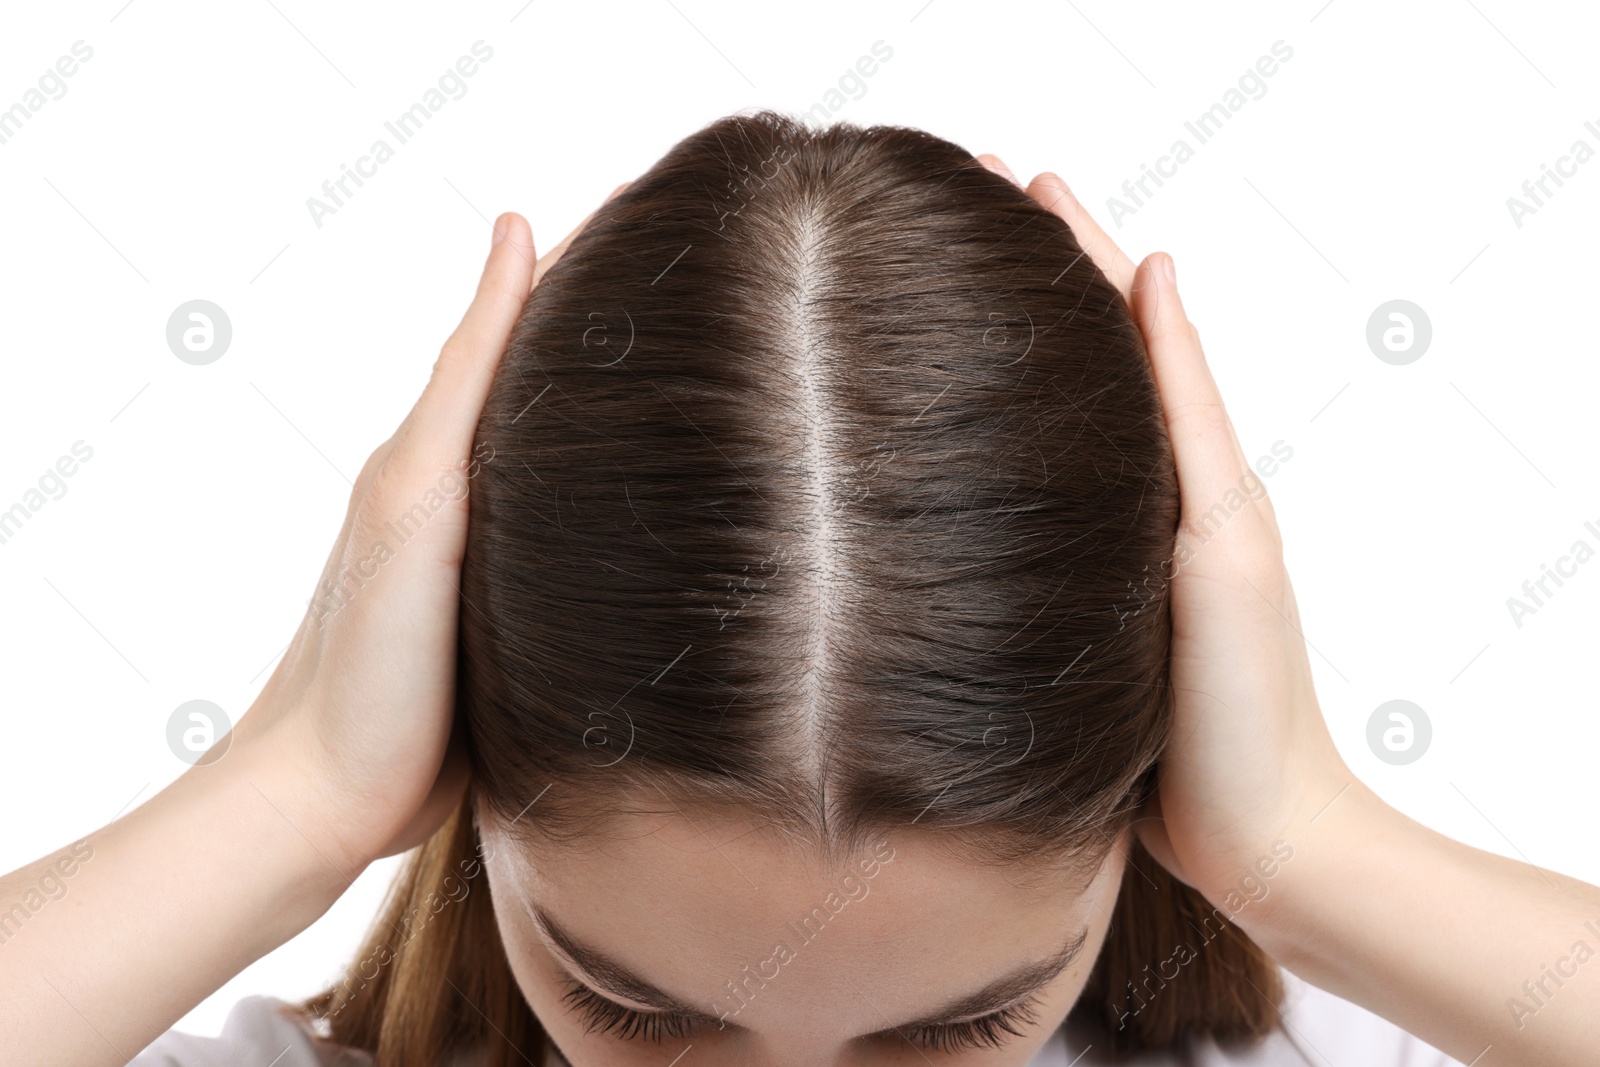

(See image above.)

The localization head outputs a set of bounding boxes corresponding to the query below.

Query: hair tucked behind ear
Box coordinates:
[297,109,1282,1063]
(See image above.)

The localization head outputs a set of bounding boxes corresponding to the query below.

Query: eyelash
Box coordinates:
[559,979,1042,1053]
[560,980,697,1042]
[899,995,1042,1053]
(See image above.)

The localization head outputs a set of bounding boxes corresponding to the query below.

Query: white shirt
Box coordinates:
[130,971,1467,1066]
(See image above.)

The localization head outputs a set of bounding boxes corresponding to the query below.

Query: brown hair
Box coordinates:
[297,110,1282,1064]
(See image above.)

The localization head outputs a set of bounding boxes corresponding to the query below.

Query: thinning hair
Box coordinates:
[298,110,1282,1065]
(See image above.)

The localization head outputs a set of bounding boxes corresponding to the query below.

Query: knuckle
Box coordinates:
[435,336,471,376]
[1238,528,1287,588]
[363,449,417,515]
[349,435,402,514]
[353,440,390,494]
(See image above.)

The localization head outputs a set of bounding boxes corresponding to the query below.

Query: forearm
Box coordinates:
[1244,780,1600,1067]
[0,739,357,1067]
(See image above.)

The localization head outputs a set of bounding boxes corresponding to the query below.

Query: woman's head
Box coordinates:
[462,109,1173,862]
[302,111,1280,1065]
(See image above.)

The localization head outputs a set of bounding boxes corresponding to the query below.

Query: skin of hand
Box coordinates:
[977,153,1600,1067]
[236,190,626,874]
[975,154,1349,911]
[0,191,620,1067]
[6,152,1595,1067]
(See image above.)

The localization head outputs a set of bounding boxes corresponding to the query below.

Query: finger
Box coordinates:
[532,181,629,291]
[1130,793,1194,889]
[1025,172,1138,302]
[374,725,473,859]
[392,183,630,482]
[398,211,539,471]
[976,153,1023,188]
[1128,253,1264,528]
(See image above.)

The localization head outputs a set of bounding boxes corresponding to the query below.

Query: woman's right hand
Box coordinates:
[234,194,621,876]
[0,190,620,1067]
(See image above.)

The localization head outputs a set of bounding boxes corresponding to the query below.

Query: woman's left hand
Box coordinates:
[975,155,1353,907]
[979,154,1600,1067]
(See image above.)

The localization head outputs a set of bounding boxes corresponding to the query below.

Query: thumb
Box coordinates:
[373,724,473,859]
[1131,788,1196,890]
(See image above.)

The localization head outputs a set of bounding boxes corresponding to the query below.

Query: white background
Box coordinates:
[2,0,1596,1041]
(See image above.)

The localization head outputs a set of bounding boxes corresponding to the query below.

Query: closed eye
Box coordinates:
[560,979,700,1042]
[559,977,1043,1052]
[894,993,1043,1052]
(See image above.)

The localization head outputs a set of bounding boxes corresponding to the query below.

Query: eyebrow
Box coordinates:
[527,903,1089,1039]
[876,925,1089,1032]
[530,903,733,1028]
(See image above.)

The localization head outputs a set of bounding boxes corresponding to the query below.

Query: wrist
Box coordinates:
[166,727,365,950]
[1229,775,1400,974]
[233,693,393,873]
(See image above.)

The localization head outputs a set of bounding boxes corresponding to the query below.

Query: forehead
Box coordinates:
[489,804,1104,905]
[482,806,1118,1031]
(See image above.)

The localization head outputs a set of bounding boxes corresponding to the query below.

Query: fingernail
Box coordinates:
[1162,253,1176,285]
[1043,171,1073,198]
[491,214,508,246]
